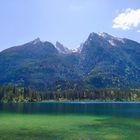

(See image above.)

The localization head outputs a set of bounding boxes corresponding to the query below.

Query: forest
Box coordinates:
[0,85,140,102]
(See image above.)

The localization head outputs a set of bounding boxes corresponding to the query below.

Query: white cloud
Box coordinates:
[137,30,140,32]
[112,8,140,30]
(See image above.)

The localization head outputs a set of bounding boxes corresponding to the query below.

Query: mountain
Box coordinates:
[0,32,140,90]
[0,38,80,90]
[55,41,82,54]
[80,32,140,88]
[55,41,71,54]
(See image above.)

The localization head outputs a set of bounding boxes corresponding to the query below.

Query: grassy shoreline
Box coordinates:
[1,99,140,103]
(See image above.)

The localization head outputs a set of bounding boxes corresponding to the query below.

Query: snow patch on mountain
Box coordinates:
[108,40,116,46]
[55,41,83,54]
[97,32,125,46]
[55,41,72,54]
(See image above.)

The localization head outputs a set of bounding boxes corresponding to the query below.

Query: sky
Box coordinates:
[0,0,140,51]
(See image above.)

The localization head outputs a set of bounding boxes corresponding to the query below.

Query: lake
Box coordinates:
[0,102,140,140]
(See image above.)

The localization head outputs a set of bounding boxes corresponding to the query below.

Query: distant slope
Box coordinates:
[80,32,140,88]
[0,38,80,90]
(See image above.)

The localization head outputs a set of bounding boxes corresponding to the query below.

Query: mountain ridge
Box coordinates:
[1,32,140,54]
[0,32,140,90]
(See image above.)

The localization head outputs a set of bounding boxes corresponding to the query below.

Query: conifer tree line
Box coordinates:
[0,85,140,102]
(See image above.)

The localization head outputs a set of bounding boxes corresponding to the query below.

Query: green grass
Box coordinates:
[0,113,140,140]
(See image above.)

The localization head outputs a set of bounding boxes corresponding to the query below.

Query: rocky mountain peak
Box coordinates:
[87,32,125,47]
[30,38,41,45]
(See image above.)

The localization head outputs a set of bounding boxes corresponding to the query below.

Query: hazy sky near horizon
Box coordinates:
[0,0,140,50]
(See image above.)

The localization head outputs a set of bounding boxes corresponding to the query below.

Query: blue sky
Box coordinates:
[0,0,140,50]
